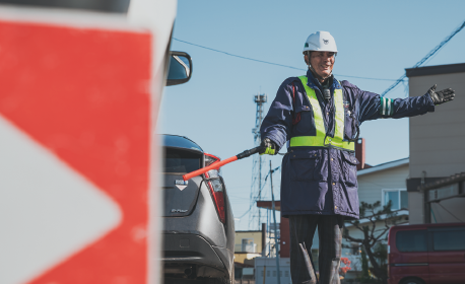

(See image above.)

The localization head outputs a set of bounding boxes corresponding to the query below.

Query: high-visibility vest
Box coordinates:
[289,76,355,151]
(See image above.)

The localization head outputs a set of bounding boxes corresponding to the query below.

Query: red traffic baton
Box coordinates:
[182,146,262,181]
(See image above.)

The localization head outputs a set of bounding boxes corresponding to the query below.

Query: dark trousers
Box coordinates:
[289,215,344,284]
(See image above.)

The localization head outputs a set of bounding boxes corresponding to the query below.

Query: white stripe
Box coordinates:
[0,115,121,284]
[387,98,391,116]
[382,97,387,115]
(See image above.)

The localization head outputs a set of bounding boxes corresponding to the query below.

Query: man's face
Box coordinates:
[307,51,335,79]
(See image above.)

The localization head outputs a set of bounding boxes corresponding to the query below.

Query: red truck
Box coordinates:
[388,222,465,284]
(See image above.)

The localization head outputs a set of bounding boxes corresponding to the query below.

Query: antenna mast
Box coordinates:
[250,93,267,229]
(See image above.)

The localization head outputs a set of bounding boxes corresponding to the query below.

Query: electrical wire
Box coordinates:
[237,204,254,219]
[381,19,465,97]
[236,165,281,219]
[173,37,402,82]
[237,172,271,219]
[435,201,464,223]
[257,165,280,206]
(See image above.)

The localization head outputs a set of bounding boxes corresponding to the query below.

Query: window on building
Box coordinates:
[285,270,289,277]
[273,270,276,277]
[267,270,270,277]
[241,238,255,252]
[382,189,408,210]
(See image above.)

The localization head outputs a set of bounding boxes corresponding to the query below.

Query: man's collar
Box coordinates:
[305,69,320,88]
[306,69,340,89]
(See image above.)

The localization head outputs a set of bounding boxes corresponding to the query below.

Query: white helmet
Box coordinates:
[303,31,337,53]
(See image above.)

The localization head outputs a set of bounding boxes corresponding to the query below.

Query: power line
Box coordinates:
[174,37,304,71]
[435,202,464,223]
[381,19,465,97]
[173,37,402,82]
[258,165,280,200]
[236,165,281,220]
[237,171,271,220]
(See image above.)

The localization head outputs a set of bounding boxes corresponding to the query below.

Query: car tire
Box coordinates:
[400,278,424,284]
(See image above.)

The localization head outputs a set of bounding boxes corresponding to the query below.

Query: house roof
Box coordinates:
[406,62,465,77]
[256,200,281,211]
[357,157,409,177]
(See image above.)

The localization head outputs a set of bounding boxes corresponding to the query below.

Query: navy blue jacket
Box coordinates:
[260,70,435,219]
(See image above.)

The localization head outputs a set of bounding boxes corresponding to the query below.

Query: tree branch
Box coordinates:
[343,233,364,243]
[369,216,377,242]
[373,227,391,243]
[363,243,383,279]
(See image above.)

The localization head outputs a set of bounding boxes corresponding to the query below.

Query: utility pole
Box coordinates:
[270,161,281,284]
[250,93,267,229]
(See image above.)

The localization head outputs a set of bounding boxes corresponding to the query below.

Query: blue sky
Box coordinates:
[159,0,465,230]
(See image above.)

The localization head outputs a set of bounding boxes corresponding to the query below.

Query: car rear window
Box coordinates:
[396,230,427,252]
[433,228,465,251]
[163,148,201,173]
[162,135,202,152]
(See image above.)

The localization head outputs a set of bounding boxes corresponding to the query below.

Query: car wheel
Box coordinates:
[400,278,424,284]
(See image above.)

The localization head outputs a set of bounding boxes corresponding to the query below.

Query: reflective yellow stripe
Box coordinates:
[334,88,344,140]
[290,76,354,151]
[299,76,326,138]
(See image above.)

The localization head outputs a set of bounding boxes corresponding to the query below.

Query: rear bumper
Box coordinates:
[162,232,228,277]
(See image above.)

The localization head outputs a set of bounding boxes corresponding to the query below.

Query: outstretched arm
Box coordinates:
[343,82,455,123]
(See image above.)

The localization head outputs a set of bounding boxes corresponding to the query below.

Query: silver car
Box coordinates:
[161,135,235,284]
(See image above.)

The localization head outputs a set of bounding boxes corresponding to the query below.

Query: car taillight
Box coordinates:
[207,179,225,223]
[204,153,220,177]
[204,153,225,223]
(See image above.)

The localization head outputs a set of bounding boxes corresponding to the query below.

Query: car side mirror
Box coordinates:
[167,51,192,86]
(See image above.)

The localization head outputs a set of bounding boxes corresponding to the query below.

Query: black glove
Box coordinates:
[259,138,278,155]
[427,84,455,105]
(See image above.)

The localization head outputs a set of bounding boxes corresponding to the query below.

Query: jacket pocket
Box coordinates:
[344,112,358,140]
[341,151,359,186]
[289,151,321,182]
[292,105,316,136]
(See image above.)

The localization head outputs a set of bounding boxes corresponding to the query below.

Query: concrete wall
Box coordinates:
[408,191,424,224]
[409,72,465,178]
[407,64,465,224]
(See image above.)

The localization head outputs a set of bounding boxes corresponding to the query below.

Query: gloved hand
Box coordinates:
[259,138,278,155]
[427,84,455,105]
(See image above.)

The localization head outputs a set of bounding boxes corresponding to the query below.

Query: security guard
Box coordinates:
[259,31,455,284]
